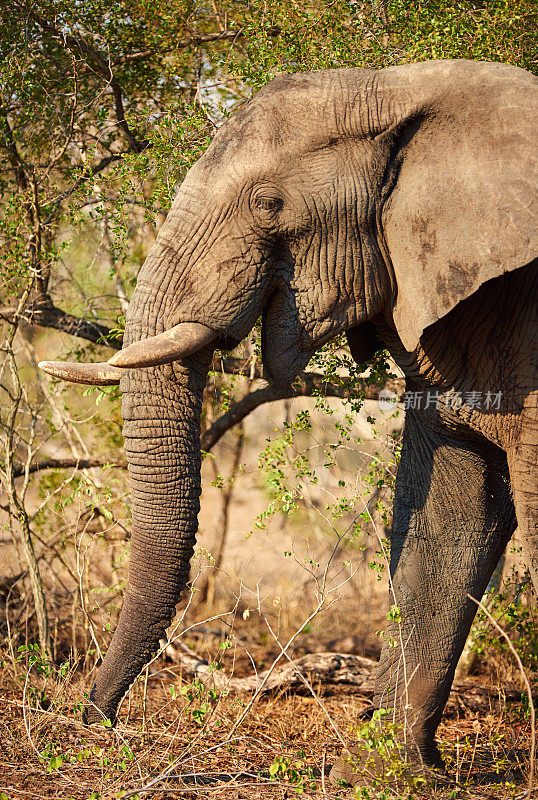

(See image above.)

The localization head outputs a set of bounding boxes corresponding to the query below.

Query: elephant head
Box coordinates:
[39,59,536,722]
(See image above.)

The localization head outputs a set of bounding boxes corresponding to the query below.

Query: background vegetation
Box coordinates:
[0,2,536,797]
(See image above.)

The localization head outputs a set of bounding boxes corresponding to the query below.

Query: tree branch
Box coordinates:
[0,109,29,190]
[114,26,282,64]
[0,299,121,349]
[12,457,127,478]
[201,374,405,451]
[24,8,148,153]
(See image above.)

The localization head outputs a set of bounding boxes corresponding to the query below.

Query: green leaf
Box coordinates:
[49,755,63,770]
[269,762,280,776]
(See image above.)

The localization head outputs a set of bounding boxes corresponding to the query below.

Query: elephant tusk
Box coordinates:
[38,324,217,385]
[107,322,217,369]
[39,322,219,386]
[38,361,123,385]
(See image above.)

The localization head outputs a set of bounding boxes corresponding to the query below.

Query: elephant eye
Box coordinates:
[253,195,283,214]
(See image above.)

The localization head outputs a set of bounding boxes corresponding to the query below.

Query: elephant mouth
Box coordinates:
[213,330,243,353]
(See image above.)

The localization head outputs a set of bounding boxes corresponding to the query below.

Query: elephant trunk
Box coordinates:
[85,353,211,723]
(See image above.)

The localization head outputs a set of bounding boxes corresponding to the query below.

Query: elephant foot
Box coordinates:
[81,684,116,726]
[328,740,445,789]
[82,706,112,726]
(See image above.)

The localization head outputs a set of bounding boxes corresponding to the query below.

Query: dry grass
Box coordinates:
[0,605,534,800]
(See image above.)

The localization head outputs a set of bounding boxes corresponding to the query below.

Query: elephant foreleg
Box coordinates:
[374,410,516,766]
[331,408,516,786]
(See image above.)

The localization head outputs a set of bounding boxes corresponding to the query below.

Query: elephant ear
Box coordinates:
[381,61,537,352]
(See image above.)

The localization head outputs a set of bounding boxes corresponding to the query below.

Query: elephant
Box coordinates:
[39,58,537,781]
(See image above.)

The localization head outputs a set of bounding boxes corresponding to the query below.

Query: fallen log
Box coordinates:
[152,642,376,694]
[152,642,532,714]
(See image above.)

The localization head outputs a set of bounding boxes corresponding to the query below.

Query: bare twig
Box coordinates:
[1,280,53,661]
[198,422,246,606]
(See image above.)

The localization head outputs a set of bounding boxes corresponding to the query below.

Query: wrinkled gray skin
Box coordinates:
[86,59,537,778]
